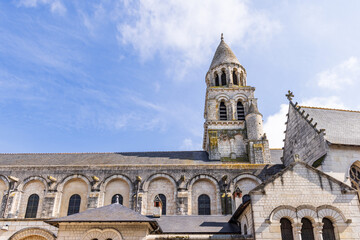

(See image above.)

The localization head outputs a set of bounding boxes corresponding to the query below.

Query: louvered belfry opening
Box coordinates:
[219,101,227,120]
[215,73,220,86]
[233,71,238,85]
[322,218,336,240]
[237,102,245,120]
[301,218,315,240]
[221,71,226,86]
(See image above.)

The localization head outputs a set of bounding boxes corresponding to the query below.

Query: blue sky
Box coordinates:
[1,0,360,153]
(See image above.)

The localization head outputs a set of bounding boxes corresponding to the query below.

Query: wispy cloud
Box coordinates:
[316,57,360,90]
[118,0,281,79]
[17,0,66,15]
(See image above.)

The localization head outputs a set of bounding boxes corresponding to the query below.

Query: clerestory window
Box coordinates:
[25,194,39,218]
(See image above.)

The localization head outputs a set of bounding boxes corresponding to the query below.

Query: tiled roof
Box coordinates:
[0,150,283,166]
[46,203,157,227]
[209,39,240,70]
[301,106,360,145]
[153,215,240,234]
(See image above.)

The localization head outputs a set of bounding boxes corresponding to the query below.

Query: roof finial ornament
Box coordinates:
[221,33,224,41]
[286,90,294,101]
[115,194,120,204]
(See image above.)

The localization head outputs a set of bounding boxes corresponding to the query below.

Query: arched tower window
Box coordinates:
[280,218,294,240]
[221,71,226,86]
[215,73,220,86]
[198,194,210,215]
[349,163,360,190]
[67,194,81,216]
[240,72,244,86]
[233,70,238,85]
[219,101,227,120]
[301,218,315,240]
[154,194,166,215]
[322,218,336,240]
[25,194,39,218]
[111,194,123,204]
[237,102,245,120]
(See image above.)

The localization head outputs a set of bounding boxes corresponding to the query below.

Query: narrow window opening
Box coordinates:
[215,74,220,86]
[67,194,81,216]
[322,218,336,240]
[25,194,39,218]
[301,218,315,240]
[233,71,238,85]
[221,71,226,86]
[198,194,211,215]
[280,218,294,240]
[244,224,247,235]
[240,72,244,86]
[111,194,123,204]
[237,102,245,120]
[219,101,227,120]
[154,194,166,215]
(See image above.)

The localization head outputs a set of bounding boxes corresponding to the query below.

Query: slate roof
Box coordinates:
[153,215,240,234]
[270,149,283,164]
[46,203,159,229]
[209,39,240,70]
[0,150,283,166]
[250,161,354,194]
[301,106,360,146]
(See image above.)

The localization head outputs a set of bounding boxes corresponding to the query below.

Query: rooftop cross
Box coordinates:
[286,90,294,101]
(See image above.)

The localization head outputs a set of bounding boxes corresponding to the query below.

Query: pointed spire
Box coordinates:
[248,101,261,115]
[209,35,240,70]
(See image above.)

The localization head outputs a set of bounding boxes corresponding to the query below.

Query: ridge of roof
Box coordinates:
[249,160,354,194]
[300,105,360,114]
[0,150,206,155]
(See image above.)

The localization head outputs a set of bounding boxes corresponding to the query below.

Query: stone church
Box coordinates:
[0,36,360,240]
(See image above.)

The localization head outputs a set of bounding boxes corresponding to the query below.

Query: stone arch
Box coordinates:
[9,227,56,240]
[296,205,318,223]
[269,205,297,223]
[215,94,230,103]
[19,179,46,218]
[101,174,132,208]
[142,173,177,192]
[18,176,48,192]
[144,173,177,215]
[58,175,90,217]
[82,228,122,240]
[346,160,360,186]
[56,174,91,193]
[189,175,220,215]
[231,174,261,191]
[317,205,347,224]
[233,93,248,103]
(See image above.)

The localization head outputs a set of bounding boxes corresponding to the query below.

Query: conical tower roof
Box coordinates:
[209,35,240,70]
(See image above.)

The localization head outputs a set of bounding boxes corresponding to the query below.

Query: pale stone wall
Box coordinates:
[237,204,253,236]
[251,163,360,240]
[145,177,176,216]
[18,180,46,219]
[104,179,131,207]
[0,220,58,240]
[59,178,89,217]
[320,145,360,184]
[56,222,149,240]
[190,179,219,215]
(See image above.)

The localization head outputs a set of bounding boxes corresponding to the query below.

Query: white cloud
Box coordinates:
[180,138,201,150]
[17,0,66,15]
[317,57,360,90]
[263,104,288,148]
[300,96,346,109]
[118,0,281,79]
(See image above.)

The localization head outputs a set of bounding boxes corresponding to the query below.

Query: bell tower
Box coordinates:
[203,35,271,163]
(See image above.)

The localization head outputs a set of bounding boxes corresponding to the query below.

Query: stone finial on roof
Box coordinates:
[247,101,261,115]
[286,90,294,101]
[115,195,120,204]
[221,33,224,41]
